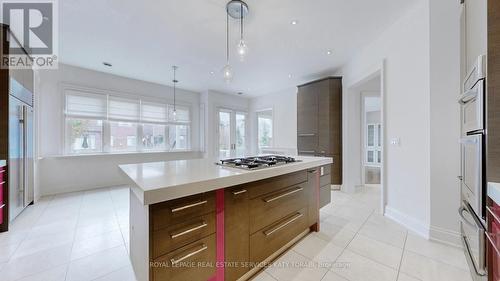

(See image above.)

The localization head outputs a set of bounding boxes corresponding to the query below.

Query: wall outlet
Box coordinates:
[390,138,400,146]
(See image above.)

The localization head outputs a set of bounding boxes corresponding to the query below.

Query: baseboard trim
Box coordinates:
[384,206,430,239]
[429,225,462,248]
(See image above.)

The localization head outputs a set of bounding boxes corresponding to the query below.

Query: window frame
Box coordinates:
[63,85,193,155]
[256,108,274,153]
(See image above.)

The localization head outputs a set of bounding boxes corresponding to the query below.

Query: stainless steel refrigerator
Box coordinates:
[8,78,34,221]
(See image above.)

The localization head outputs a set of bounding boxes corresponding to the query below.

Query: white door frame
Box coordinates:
[343,60,386,214]
[216,107,249,158]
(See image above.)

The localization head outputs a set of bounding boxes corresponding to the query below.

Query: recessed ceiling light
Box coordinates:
[288,74,293,78]
[326,50,333,55]
[291,20,298,25]
[209,71,215,75]
[103,62,112,67]
[237,92,243,95]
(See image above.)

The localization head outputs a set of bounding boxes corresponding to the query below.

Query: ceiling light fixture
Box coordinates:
[327,50,333,55]
[172,66,179,119]
[222,10,233,82]
[291,20,298,25]
[235,1,248,61]
[222,0,249,81]
[288,74,293,78]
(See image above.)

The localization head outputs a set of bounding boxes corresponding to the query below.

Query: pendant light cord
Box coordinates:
[226,12,229,63]
[240,3,243,40]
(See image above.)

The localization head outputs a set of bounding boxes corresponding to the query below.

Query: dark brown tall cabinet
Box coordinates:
[297,77,342,185]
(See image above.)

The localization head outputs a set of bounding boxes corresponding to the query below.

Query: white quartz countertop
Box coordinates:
[120,156,333,205]
[488,182,500,205]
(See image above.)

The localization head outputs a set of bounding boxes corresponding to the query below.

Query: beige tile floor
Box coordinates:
[0,185,472,281]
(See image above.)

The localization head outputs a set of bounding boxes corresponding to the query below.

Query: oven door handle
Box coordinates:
[458,205,476,228]
[458,88,477,104]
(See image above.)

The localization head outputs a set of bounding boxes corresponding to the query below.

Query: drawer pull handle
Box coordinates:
[264,213,304,236]
[170,244,208,265]
[298,133,316,137]
[170,222,208,239]
[232,189,247,195]
[171,200,208,213]
[263,187,304,203]
[485,232,500,257]
[299,150,315,154]
[487,206,500,225]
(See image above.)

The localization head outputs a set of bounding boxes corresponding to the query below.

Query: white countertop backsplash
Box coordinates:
[120,156,333,205]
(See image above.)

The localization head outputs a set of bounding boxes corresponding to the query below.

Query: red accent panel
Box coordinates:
[215,189,225,281]
[316,171,320,231]
[0,167,4,226]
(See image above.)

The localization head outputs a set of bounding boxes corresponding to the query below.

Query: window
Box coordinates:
[257,110,273,152]
[64,89,191,154]
[366,123,382,165]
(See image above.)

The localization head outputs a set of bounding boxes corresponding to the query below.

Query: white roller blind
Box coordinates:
[168,105,190,122]
[108,96,140,121]
[141,102,167,123]
[65,90,107,118]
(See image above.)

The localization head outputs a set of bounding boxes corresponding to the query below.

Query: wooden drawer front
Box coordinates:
[152,233,216,281]
[151,192,215,231]
[250,184,308,234]
[247,171,307,200]
[152,213,215,259]
[320,185,331,209]
[320,174,331,187]
[249,208,308,263]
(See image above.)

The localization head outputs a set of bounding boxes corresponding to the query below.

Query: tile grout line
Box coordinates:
[64,191,85,281]
[395,230,408,281]
[318,205,376,281]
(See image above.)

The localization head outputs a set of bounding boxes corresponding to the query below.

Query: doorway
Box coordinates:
[217,108,247,158]
[361,93,382,185]
[343,67,385,212]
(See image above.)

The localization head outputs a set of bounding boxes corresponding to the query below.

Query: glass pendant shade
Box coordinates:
[222,64,233,82]
[237,39,248,61]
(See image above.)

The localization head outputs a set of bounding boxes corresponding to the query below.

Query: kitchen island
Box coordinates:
[120,156,332,281]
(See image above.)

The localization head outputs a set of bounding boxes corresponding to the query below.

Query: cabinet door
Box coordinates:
[330,79,342,155]
[331,155,342,185]
[464,0,487,76]
[317,80,331,154]
[297,83,318,135]
[225,186,249,281]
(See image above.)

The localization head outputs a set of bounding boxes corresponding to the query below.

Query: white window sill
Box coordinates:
[38,150,203,160]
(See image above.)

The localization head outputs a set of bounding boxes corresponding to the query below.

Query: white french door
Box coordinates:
[218,109,247,158]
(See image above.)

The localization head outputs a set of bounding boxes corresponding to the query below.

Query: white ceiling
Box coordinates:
[60,0,417,97]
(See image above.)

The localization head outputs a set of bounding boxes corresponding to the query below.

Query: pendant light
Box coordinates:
[172,66,178,120]
[236,2,248,61]
[223,1,249,82]
[222,12,233,82]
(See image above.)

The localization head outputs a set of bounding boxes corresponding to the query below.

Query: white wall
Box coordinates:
[36,64,205,195]
[201,90,250,158]
[249,87,298,155]
[339,0,432,236]
[429,0,462,246]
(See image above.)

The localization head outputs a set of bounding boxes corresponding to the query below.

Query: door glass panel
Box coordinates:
[367,125,375,146]
[219,111,231,158]
[258,113,273,151]
[235,113,246,157]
